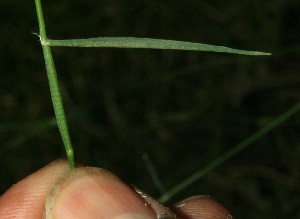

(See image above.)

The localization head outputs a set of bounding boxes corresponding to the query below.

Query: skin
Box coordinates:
[0,159,234,219]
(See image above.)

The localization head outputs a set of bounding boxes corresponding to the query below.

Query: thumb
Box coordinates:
[45,167,157,219]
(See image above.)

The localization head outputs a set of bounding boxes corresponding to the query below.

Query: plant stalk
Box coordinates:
[34,0,75,170]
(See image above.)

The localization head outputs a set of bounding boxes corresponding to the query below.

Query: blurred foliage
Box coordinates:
[1,0,300,218]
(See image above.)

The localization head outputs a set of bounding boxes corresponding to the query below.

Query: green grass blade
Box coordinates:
[47,37,271,56]
[159,102,300,203]
[35,0,75,170]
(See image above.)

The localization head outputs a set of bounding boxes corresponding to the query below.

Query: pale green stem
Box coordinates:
[35,0,75,170]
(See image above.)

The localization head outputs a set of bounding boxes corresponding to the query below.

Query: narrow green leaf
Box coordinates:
[47,37,271,56]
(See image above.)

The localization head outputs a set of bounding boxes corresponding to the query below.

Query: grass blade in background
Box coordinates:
[47,37,271,56]
[159,102,300,203]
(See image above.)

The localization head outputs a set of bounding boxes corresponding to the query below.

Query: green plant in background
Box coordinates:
[32,0,300,205]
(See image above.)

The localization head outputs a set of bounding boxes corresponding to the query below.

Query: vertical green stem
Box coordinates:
[35,0,75,170]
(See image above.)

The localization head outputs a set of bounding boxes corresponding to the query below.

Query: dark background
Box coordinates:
[1,0,299,218]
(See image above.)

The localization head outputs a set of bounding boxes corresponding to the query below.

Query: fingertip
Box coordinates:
[45,167,156,219]
[172,195,234,219]
[0,159,70,218]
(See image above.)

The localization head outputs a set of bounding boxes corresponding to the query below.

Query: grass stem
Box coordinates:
[34,0,75,170]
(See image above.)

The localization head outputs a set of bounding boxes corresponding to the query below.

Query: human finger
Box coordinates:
[0,159,70,218]
[172,195,234,219]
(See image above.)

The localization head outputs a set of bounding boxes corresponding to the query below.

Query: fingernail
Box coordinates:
[45,167,155,219]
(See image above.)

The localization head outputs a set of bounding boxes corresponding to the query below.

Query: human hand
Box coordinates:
[0,159,234,219]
